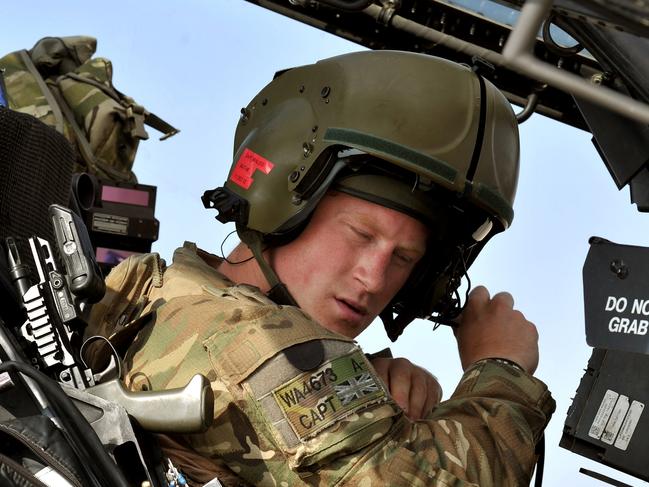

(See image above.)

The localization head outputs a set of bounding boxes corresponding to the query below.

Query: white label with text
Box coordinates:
[589,389,618,439]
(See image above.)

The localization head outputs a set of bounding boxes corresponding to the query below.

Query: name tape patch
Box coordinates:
[272,350,387,440]
[230,148,274,190]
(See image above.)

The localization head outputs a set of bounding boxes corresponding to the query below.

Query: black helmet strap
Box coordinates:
[237,225,298,307]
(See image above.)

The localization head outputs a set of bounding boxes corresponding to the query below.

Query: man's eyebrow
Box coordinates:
[350,213,428,256]
[395,241,427,257]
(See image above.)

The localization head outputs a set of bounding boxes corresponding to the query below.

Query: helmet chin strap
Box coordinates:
[237,225,326,372]
[236,225,298,307]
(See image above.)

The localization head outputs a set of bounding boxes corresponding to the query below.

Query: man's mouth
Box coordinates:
[336,298,368,318]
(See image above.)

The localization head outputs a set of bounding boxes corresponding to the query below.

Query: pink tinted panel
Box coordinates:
[101,186,149,206]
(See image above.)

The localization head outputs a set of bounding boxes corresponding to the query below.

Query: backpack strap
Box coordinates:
[17,50,64,134]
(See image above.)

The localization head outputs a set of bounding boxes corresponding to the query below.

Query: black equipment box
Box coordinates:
[71,174,159,273]
[561,347,649,481]
[561,237,649,483]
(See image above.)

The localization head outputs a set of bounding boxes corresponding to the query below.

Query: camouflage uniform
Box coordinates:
[88,242,555,487]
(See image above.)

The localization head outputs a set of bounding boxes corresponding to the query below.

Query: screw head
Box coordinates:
[63,241,77,255]
[240,107,250,123]
[610,259,629,279]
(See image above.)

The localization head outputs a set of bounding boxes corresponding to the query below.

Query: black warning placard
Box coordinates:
[583,238,649,354]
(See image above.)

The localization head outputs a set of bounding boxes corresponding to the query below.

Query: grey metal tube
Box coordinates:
[364,2,649,125]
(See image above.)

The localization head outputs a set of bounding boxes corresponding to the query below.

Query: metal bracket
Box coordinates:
[364,0,649,125]
[502,0,649,124]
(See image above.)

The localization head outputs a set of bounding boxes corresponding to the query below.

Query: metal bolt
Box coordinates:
[610,259,629,279]
[262,98,268,106]
[311,125,318,132]
[303,142,313,157]
[240,107,249,123]
[292,195,303,205]
[299,85,305,93]
[60,371,71,382]
[63,241,77,255]
[320,86,331,98]
[289,170,300,183]
[591,73,604,85]
[300,165,306,171]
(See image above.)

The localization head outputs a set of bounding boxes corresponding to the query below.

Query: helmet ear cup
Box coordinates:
[381,201,496,341]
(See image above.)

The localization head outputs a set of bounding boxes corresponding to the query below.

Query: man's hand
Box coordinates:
[371,357,442,420]
[456,285,539,374]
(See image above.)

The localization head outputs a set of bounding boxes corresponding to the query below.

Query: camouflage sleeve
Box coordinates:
[326,359,555,487]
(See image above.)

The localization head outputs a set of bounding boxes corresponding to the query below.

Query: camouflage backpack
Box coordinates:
[0,36,178,183]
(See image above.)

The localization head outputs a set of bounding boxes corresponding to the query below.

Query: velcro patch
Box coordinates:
[271,350,387,440]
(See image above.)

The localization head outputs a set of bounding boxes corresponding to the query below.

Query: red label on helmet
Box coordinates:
[230,148,275,190]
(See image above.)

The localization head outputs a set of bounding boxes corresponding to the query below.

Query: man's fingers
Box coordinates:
[388,366,412,415]
[370,357,442,419]
[408,382,427,419]
[459,286,490,328]
[371,357,412,414]
[403,366,443,419]
[467,285,490,308]
[456,285,540,373]
[492,291,514,309]
[421,374,442,416]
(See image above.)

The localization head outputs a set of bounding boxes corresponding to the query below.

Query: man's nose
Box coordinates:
[354,249,391,293]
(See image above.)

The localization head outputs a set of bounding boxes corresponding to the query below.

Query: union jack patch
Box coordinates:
[335,373,380,406]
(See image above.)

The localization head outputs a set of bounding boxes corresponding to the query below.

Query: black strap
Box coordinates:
[466,71,487,182]
[578,468,634,487]
[267,282,298,307]
[534,433,545,487]
[144,111,179,140]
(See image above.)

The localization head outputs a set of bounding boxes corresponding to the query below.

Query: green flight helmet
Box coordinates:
[203,50,519,340]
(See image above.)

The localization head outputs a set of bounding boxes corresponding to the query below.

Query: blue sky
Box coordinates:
[3,1,648,485]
